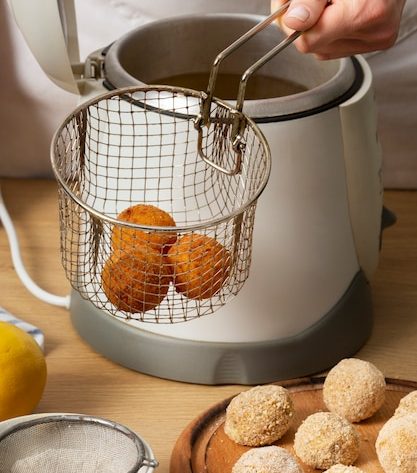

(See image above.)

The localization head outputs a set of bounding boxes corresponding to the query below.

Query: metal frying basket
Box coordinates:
[52,86,269,323]
[51,4,298,323]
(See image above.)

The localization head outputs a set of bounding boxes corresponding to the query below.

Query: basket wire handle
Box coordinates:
[194,0,301,175]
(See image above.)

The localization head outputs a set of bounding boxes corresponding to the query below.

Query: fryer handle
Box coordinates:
[195,2,301,176]
[200,1,299,125]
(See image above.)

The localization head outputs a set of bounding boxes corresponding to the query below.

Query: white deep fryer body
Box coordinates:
[9,0,382,381]
[136,59,382,342]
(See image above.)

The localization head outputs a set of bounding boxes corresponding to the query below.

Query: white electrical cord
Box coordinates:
[0,184,70,309]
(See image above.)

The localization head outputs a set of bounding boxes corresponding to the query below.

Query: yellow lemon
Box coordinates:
[0,321,47,421]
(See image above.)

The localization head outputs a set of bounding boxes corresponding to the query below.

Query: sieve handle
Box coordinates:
[195,1,300,175]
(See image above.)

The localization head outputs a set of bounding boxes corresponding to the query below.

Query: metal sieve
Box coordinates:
[0,414,158,473]
[51,3,297,323]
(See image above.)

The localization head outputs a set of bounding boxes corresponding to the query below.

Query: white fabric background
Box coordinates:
[1,0,416,187]
[364,0,417,189]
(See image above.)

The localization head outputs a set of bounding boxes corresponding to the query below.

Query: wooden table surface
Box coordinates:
[0,178,416,472]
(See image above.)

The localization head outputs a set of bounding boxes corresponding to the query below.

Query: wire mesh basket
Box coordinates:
[52,86,270,323]
[50,2,305,324]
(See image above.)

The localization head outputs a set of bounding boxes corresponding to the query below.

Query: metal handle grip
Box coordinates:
[195,1,301,175]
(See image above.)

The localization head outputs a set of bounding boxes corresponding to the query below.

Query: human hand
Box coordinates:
[271,0,406,59]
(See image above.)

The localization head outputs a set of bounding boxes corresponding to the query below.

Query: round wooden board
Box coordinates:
[170,377,417,473]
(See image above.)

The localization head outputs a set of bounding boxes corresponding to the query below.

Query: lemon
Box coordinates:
[0,321,47,421]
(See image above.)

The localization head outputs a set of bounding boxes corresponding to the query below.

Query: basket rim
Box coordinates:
[50,85,271,232]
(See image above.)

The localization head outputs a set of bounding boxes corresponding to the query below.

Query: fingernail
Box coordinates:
[286,5,310,22]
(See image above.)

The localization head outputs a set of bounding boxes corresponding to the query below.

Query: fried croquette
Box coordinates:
[376,413,417,473]
[112,204,177,254]
[232,446,303,473]
[224,385,294,447]
[324,466,365,473]
[101,247,172,313]
[167,233,231,300]
[394,390,417,418]
[323,358,386,423]
[293,412,360,470]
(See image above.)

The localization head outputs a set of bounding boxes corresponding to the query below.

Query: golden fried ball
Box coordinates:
[224,385,294,447]
[324,466,365,473]
[394,390,417,418]
[232,446,303,473]
[101,247,172,313]
[323,358,386,422]
[167,233,231,300]
[376,413,417,473]
[293,412,360,470]
[112,204,177,254]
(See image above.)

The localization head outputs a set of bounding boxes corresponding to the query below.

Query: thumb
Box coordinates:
[283,0,329,31]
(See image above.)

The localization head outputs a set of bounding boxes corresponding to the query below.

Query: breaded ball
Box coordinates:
[376,413,417,473]
[224,385,294,447]
[167,233,231,300]
[323,358,386,422]
[293,412,360,470]
[232,446,303,473]
[394,390,417,418]
[101,247,172,313]
[112,204,177,254]
[324,466,365,473]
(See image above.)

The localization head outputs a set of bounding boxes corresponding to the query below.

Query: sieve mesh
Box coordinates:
[0,416,155,473]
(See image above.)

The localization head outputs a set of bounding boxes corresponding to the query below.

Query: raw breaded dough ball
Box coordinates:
[112,204,177,254]
[102,248,172,313]
[224,385,294,447]
[376,413,417,473]
[294,412,360,470]
[167,233,231,300]
[323,358,386,422]
[232,446,303,473]
[394,390,417,418]
[324,465,365,473]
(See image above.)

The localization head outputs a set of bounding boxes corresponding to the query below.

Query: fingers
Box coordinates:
[270,0,292,34]
[295,0,404,57]
[282,0,329,31]
[293,2,349,53]
[270,0,333,52]
[271,0,406,58]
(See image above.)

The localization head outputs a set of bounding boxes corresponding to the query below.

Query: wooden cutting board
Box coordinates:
[170,377,417,473]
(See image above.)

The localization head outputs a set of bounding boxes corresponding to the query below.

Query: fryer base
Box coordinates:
[70,271,372,385]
